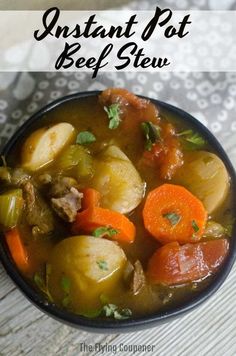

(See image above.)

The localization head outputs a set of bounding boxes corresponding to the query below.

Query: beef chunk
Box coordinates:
[23,181,54,236]
[51,187,83,223]
[50,176,79,197]
[131,260,146,295]
[123,260,146,295]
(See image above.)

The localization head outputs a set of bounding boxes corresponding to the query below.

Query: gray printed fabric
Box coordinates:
[2,0,236,10]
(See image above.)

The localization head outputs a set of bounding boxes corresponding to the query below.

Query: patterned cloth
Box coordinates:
[128,0,236,10]
[2,0,236,10]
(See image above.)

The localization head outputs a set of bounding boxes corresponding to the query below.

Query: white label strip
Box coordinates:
[0,9,235,74]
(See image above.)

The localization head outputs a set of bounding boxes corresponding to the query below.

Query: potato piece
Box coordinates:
[48,236,126,312]
[175,151,229,213]
[92,145,144,214]
[22,123,75,171]
[102,145,128,160]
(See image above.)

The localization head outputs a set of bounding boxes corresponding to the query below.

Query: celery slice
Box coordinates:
[57,145,94,178]
[0,189,23,228]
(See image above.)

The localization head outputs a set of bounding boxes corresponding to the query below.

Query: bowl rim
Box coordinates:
[0,90,236,332]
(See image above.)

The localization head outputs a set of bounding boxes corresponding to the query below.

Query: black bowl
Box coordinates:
[0,91,236,333]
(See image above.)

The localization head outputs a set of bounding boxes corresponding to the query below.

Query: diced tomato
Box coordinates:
[99,88,149,110]
[140,122,183,180]
[141,142,163,168]
[147,239,229,285]
[99,88,160,133]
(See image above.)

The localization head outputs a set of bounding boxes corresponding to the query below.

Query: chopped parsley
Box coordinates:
[60,276,71,308]
[60,276,71,294]
[79,303,132,320]
[33,265,53,302]
[101,304,132,320]
[163,212,181,226]
[141,121,161,151]
[92,226,118,238]
[104,104,121,129]
[102,303,117,317]
[97,260,109,271]
[34,273,45,290]
[76,131,96,145]
[178,129,206,150]
[192,220,200,232]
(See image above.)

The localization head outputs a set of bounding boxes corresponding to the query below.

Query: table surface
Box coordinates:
[1,1,236,355]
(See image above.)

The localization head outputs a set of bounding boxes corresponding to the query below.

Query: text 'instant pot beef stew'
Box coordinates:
[0,88,234,320]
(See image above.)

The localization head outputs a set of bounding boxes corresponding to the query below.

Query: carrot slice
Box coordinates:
[72,206,135,243]
[143,184,207,244]
[5,228,29,273]
[82,188,101,210]
[147,239,229,285]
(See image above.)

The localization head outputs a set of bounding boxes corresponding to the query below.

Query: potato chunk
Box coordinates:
[92,145,144,214]
[21,123,75,171]
[48,235,126,312]
[175,151,229,213]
